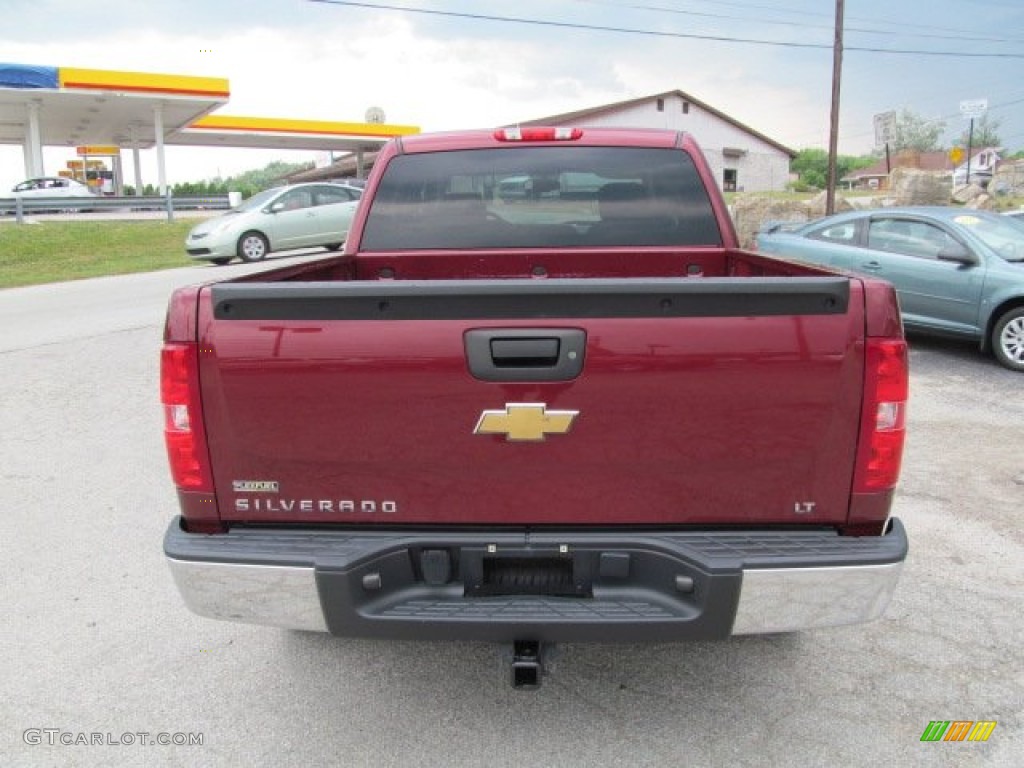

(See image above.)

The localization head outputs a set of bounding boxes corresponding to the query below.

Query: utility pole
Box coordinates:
[826,0,845,215]
[965,118,975,187]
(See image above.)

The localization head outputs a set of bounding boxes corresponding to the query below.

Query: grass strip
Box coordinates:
[0,219,208,289]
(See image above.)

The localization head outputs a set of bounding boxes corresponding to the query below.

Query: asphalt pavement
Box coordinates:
[1,263,1021,767]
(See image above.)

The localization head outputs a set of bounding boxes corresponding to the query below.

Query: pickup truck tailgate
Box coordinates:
[197,277,865,527]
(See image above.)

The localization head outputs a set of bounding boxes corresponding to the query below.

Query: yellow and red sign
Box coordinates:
[77,145,120,156]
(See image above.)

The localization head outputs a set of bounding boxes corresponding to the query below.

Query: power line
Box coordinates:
[604,0,1024,43]
[790,95,1024,148]
[572,0,1024,45]
[957,0,1024,8]
[308,0,1024,58]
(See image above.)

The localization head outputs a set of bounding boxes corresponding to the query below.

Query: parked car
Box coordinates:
[10,176,94,199]
[185,182,362,265]
[757,207,1024,371]
[4,176,96,213]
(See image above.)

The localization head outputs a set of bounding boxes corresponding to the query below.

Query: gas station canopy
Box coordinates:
[0,64,230,150]
[0,62,419,191]
[172,114,418,152]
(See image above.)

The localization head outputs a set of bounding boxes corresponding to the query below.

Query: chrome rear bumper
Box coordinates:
[165,518,907,640]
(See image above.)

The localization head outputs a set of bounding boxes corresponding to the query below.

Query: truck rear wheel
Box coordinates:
[237,231,269,262]
[992,307,1024,371]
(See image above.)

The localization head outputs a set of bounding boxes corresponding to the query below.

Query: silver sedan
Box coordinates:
[185,182,361,265]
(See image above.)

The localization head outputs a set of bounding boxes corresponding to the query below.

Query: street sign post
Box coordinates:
[958,99,988,188]
[873,111,896,174]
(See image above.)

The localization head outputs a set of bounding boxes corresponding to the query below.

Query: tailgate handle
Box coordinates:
[466,329,586,382]
[491,338,560,367]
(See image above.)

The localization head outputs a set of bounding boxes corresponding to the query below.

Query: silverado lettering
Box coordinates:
[233,499,398,513]
[162,127,909,689]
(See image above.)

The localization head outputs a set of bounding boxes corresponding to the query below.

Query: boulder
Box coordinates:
[966,194,998,211]
[731,194,809,250]
[732,192,858,250]
[805,191,854,217]
[889,168,948,206]
[952,183,985,205]
[991,160,1024,197]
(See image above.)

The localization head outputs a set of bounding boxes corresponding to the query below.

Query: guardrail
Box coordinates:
[0,194,232,223]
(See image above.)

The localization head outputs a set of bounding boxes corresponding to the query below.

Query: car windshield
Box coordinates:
[232,187,282,213]
[953,212,1024,262]
[360,146,723,250]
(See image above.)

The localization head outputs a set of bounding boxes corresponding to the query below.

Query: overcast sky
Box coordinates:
[2,0,1022,189]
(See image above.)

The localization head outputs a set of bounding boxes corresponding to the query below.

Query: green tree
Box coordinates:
[957,114,1002,148]
[884,108,946,153]
[221,160,313,198]
[791,148,830,190]
[166,160,314,199]
[790,149,875,191]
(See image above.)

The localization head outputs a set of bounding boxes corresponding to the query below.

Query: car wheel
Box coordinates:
[992,307,1024,372]
[210,257,233,266]
[325,243,343,251]
[237,231,269,262]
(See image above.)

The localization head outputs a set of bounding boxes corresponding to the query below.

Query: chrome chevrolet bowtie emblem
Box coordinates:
[474,403,579,442]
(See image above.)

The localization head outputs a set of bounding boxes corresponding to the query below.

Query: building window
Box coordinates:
[723,169,738,192]
[656,98,665,112]
[682,102,690,114]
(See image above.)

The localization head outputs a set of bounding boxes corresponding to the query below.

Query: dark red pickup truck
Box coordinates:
[162,127,908,687]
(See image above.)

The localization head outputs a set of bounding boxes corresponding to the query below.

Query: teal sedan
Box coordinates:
[757,207,1024,371]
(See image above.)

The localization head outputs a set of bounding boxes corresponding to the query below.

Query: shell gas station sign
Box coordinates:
[69,146,121,192]
[76,145,121,157]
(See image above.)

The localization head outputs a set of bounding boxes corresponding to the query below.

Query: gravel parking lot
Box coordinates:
[1,265,1020,767]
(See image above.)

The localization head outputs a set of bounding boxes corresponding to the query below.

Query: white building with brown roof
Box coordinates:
[291,90,796,193]
[517,90,796,193]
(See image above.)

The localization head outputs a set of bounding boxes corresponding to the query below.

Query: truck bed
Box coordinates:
[175,248,876,530]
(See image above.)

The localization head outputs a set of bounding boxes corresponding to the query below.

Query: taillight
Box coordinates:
[853,339,908,492]
[494,126,583,142]
[161,343,213,492]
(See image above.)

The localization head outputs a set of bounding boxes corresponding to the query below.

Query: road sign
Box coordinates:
[949,147,965,165]
[874,111,896,147]
[959,99,988,120]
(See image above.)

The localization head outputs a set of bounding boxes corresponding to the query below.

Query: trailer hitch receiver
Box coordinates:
[510,640,546,690]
